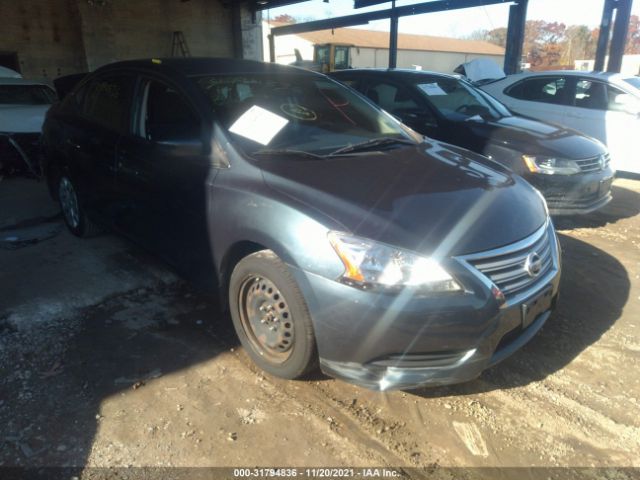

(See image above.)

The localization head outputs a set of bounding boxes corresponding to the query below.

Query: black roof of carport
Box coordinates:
[95,57,320,77]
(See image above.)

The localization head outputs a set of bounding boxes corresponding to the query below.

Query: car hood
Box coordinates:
[0,104,50,133]
[465,115,605,159]
[260,141,547,257]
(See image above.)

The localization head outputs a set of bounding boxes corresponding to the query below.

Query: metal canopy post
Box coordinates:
[595,0,615,71]
[608,0,634,72]
[268,33,276,63]
[389,0,398,69]
[503,0,528,75]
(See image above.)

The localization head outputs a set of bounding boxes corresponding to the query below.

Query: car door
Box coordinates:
[602,83,640,174]
[500,75,573,126]
[564,78,609,142]
[115,76,214,280]
[64,74,135,220]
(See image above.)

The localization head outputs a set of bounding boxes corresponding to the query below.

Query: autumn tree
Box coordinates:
[627,15,640,54]
[272,14,296,24]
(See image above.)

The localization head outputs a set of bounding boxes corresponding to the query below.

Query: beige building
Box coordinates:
[264,22,505,73]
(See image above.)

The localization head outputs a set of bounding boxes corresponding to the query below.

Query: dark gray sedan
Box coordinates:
[331,69,614,215]
[42,59,560,390]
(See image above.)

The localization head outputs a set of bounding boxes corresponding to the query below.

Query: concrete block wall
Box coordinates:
[1,0,259,80]
[0,0,87,80]
[76,0,234,71]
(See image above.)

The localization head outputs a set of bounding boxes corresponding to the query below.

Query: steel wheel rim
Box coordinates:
[59,177,80,228]
[238,275,294,363]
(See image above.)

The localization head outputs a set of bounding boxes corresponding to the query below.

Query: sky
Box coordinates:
[265,0,640,38]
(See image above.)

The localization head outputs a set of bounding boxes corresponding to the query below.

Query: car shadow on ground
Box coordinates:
[410,232,630,399]
[0,245,241,471]
[552,184,640,230]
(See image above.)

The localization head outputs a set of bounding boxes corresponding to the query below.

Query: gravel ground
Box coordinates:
[0,177,638,479]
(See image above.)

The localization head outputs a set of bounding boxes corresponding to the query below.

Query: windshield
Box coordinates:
[414,77,511,121]
[0,84,56,105]
[623,77,640,91]
[195,74,416,157]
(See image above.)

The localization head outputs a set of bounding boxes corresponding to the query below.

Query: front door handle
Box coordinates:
[65,139,81,150]
[116,153,143,178]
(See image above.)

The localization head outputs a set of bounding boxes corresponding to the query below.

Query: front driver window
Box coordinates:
[141,80,201,142]
[606,84,640,113]
[574,80,608,110]
[367,82,419,114]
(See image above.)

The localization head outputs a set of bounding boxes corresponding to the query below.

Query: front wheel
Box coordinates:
[229,250,318,379]
[57,174,99,237]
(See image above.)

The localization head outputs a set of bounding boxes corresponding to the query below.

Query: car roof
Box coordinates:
[494,70,640,93]
[331,68,457,81]
[95,57,321,78]
[506,70,627,81]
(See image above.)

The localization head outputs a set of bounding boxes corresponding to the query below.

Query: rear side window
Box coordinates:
[505,77,569,105]
[81,75,134,132]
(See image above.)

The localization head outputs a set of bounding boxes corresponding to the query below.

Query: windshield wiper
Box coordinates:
[328,137,417,156]
[252,149,325,160]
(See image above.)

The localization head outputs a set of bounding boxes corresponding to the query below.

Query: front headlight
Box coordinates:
[328,231,462,293]
[522,155,581,175]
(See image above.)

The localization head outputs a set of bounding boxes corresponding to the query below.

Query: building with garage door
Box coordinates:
[263,22,505,73]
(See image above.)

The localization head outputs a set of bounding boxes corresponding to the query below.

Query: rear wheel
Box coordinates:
[229,250,318,379]
[57,174,99,237]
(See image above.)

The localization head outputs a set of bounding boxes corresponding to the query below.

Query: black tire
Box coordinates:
[57,173,100,238]
[229,250,318,379]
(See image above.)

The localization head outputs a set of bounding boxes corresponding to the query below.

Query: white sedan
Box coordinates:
[480,71,640,175]
[0,72,56,175]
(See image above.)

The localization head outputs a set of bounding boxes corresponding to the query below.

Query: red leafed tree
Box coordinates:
[272,14,296,24]
[626,15,640,54]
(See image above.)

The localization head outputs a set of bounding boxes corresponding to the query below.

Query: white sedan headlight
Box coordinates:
[328,232,462,292]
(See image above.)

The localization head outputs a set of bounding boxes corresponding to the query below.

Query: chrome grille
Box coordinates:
[576,153,609,173]
[464,223,555,298]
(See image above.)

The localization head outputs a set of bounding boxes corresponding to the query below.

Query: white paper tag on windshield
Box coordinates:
[418,83,447,96]
[229,105,289,145]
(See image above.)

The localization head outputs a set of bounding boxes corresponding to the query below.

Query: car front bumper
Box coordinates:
[289,222,561,391]
[527,167,614,215]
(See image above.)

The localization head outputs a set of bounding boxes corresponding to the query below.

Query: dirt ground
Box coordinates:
[0,176,639,478]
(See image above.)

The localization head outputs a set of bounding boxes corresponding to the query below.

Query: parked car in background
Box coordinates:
[479,71,640,176]
[0,66,23,79]
[331,69,614,215]
[42,58,560,391]
[0,75,56,175]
